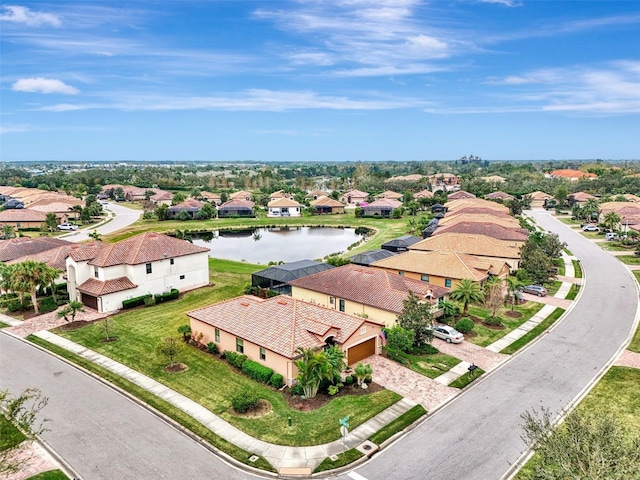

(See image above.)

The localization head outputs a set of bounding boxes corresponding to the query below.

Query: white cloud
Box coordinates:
[478,0,523,7]
[0,123,30,134]
[12,78,80,95]
[0,5,61,27]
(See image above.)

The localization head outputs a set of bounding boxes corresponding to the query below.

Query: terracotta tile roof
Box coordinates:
[375,190,403,200]
[599,202,640,216]
[528,191,553,200]
[447,206,513,218]
[268,197,302,208]
[485,191,514,201]
[152,190,173,202]
[342,189,369,198]
[480,175,506,183]
[410,232,521,259]
[569,192,597,202]
[550,169,597,179]
[77,276,138,296]
[26,194,82,208]
[0,237,72,262]
[310,196,344,207]
[364,198,402,209]
[169,199,204,210]
[386,174,424,182]
[0,209,47,222]
[67,242,110,262]
[445,198,509,212]
[30,202,82,213]
[447,190,476,200]
[439,213,521,229]
[219,198,255,209]
[230,190,253,200]
[83,232,209,267]
[199,191,221,200]
[413,190,434,199]
[7,242,104,270]
[188,296,382,359]
[371,250,492,282]
[290,264,449,314]
[305,190,328,199]
[433,221,529,242]
[623,194,640,202]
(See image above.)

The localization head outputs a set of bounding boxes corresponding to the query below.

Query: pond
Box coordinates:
[191,227,363,264]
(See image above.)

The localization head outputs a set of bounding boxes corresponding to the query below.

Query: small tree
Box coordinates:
[156,337,184,368]
[294,347,331,399]
[155,203,169,221]
[88,230,101,241]
[0,388,49,477]
[101,316,114,341]
[44,213,58,233]
[385,326,414,353]
[56,301,84,322]
[397,291,434,347]
[484,280,504,325]
[177,324,192,342]
[506,277,522,312]
[450,279,484,316]
[354,362,373,388]
[171,192,186,205]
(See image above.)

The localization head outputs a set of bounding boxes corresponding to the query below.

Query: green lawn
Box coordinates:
[565,284,580,301]
[500,308,565,355]
[102,210,420,257]
[464,302,544,347]
[27,471,69,480]
[55,258,400,446]
[0,414,26,451]
[617,255,640,265]
[401,351,461,379]
[544,280,563,296]
[557,217,579,225]
[599,242,637,252]
[449,367,485,388]
[572,260,582,279]
[0,320,9,328]
[629,271,640,353]
[554,258,565,277]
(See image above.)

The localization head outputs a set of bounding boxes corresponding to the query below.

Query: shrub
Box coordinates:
[455,317,475,334]
[224,351,247,369]
[143,295,156,307]
[177,324,191,341]
[484,316,504,327]
[385,326,414,353]
[241,360,274,384]
[6,299,21,312]
[206,342,219,354]
[269,373,284,389]
[385,348,410,366]
[289,383,304,396]
[155,288,180,303]
[344,375,354,385]
[231,388,259,414]
[122,294,153,309]
[411,343,439,355]
[38,296,58,314]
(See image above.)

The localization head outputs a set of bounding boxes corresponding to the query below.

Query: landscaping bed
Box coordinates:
[463,302,545,348]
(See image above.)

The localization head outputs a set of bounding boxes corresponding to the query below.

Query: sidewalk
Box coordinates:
[22,328,417,473]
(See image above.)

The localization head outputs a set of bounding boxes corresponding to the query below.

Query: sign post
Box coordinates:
[339,416,350,445]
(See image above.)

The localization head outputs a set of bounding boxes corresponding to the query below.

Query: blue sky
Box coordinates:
[1,0,639,162]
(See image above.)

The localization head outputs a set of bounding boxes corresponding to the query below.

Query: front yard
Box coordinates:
[53,257,401,446]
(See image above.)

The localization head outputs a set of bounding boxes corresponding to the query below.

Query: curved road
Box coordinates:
[60,202,141,243]
[1,210,637,479]
[339,210,638,480]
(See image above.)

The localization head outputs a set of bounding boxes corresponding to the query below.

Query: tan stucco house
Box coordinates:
[188,295,384,386]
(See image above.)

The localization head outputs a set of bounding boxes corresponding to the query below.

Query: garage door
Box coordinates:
[348,338,376,365]
[81,293,99,311]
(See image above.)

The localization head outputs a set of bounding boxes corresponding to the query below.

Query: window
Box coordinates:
[421,274,429,282]
[260,348,266,361]
[215,329,220,342]
[329,297,334,305]
[146,263,152,274]
[236,338,244,353]
[398,271,404,276]
[445,278,452,288]
[339,299,345,312]
[170,258,174,265]
[360,326,367,335]
[179,275,185,280]
[94,266,99,278]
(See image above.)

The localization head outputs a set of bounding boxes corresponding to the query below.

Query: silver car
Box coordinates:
[432,325,464,344]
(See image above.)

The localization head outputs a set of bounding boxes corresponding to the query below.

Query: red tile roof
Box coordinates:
[8,242,105,270]
[188,296,382,359]
[447,190,476,200]
[0,209,48,222]
[77,276,138,296]
[310,196,344,208]
[433,221,529,242]
[0,237,72,262]
[289,264,449,314]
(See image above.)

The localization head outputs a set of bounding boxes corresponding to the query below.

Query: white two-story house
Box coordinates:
[66,232,210,313]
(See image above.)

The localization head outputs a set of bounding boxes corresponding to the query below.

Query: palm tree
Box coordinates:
[1,224,15,239]
[12,260,57,315]
[506,277,523,312]
[294,347,331,399]
[582,198,600,223]
[603,211,621,233]
[449,278,484,316]
[324,346,347,385]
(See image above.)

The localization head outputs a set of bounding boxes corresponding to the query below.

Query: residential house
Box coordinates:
[485,191,515,202]
[480,175,507,183]
[385,174,425,183]
[622,193,640,203]
[413,190,434,200]
[230,190,253,202]
[567,192,597,206]
[269,190,295,202]
[0,209,48,230]
[339,189,369,206]
[428,173,460,191]
[217,199,255,218]
[188,295,384,385]
[305,190,328,201]
[101,185,173,205]
[251,259,334,294]
[290,264,450,327]
[309,196,345,215]
[361,199,402,217]
[432,221,529,243]
[438,213,522,230]
[267,198,302,217]
[370,249,510,288]
[381,235,421,253]
[445,198,510,214]
[66,232,210,313]
[447,190,476,200]
[0,237,72,262]
[528,191,554,209]
[598,202,640,232]
[167,199,205,219]
[375,190,403,201]
[199,192,223,206]
[409,232,522,270]
[547,169,598,181]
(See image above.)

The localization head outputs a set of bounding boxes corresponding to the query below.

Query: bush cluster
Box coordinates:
[455,317,475,334]
[385,348,410,366]
[411,343,439,355]
[224,351,248,369]
[122,294,153,309]
[154,288,180,303]
[242,360,274,384]
[39,296,58,314]
[269,374,284,389]
[206,342,218,354]
[231,388,260,414]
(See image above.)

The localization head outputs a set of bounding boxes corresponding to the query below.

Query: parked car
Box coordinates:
[57,223,78,231]
[605,232,619,241]
[582,224,599,232]
[432,325,464,344]
[521,284,548,296]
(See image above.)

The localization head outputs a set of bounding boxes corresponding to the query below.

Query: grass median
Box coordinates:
[500,308,565,355]
[465,302,544,348]
[572,259,582,278]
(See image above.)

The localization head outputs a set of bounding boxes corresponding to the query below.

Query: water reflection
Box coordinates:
[191,227,361,264]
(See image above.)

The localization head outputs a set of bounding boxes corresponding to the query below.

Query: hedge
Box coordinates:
[122,294,153,310]
[153,288,180,304]
[224,351,247,369]
[242,360,273,384]
[269,374,284,389]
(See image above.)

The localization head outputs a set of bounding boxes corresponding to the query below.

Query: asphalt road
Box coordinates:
[339,210,638,480]
[1,210,636,480]
[0,334,261,480]
[60,202,141,243]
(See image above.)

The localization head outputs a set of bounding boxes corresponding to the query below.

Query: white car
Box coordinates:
[57,223,78,231]
[582,224,599,232]
[432,325,464,344]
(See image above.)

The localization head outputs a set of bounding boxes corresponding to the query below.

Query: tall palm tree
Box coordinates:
[603,211,621,233]
[12,261,56,315]
[449,278,484,316]
[506,277,523,312]
[294,347,331,399]
[582,198,600,223]
[324,346,347,385]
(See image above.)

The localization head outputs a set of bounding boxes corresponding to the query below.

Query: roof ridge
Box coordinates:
[129,232,148,264]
